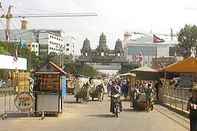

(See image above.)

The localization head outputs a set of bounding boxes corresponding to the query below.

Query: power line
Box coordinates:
[14,13,98,18]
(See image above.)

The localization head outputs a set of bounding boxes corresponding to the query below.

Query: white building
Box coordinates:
[123,32,178,65]
[0,29,65,56]
[27,42,39,56]
[39,32,64,55]
[64,36,75,56]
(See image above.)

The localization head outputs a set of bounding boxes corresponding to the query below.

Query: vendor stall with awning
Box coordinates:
[131,66,159,80]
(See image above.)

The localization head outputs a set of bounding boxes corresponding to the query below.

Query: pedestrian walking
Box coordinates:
[187,85,197,131]
[145,83,154,111]
[155,80,162,102]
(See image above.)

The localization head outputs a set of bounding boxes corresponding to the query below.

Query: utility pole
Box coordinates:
[170,28,173,41]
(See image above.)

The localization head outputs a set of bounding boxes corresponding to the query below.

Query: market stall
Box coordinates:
[162,57,197,87]
[34,61,67,115]
[119,72,136,88]
[160,57,197,112]
[131,66,159,80]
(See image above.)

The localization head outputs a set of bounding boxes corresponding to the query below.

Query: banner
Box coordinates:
[0,55,27,70]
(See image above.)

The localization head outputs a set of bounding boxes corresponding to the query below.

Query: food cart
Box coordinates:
[34,61,67,116]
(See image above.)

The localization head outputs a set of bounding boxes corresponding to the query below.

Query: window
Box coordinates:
[66,48,69,51]
[101,52,104,56]
[66,43,69,46]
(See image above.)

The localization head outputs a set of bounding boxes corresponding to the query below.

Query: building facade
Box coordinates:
[123,32,178,66]
[39,32,64,55]
[79,33,126,63]
[27,42,39,56]
[64,36,75,56]
[77,33,127,73]
[0,29,65,56]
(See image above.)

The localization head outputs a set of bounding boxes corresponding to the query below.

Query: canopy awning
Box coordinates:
[119,73,136,77]
[162,57,197,73]
[131,66,158,72]
[131,66,159,80]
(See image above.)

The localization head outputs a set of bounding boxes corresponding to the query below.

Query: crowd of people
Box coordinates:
[132,81,154,111]
[107,79,129,99]
[107,78,157,113]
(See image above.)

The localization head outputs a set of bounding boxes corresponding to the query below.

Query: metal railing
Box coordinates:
[0,87,17,117]
[0,87,34,119]
[162,86,191,114]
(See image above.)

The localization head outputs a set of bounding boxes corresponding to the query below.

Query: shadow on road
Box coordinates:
[64,101,78,104]
[123,108,148,113]
[123,108,134,112]
[87,114,115,118]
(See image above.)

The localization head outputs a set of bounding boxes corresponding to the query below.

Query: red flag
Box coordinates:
[153,34,165,43]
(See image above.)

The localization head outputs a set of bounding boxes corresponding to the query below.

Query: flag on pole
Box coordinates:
[138,51,144,66]
[5,30,10,42]
[13,46,18,62]
[153,34,165,43]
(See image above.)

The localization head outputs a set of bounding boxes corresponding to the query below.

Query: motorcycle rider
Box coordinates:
[110,80,122,113]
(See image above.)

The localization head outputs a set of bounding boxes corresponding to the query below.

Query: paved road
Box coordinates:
[0,95,190,131]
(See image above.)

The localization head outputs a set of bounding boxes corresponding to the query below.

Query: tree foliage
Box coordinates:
[0,41,97,77]
[64,62,98,77]
[0,41,43,71]
[119,63,139,74]
[177,24,197,57]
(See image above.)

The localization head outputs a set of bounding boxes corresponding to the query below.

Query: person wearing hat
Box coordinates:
[187,85,197,131]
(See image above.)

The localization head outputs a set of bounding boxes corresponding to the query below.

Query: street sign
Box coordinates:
[14,92,33,112]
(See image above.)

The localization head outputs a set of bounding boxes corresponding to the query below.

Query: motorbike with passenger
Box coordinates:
[110,81,122,117]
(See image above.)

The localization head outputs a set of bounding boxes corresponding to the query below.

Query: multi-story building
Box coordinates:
[0,29,65,56]
[123,32,178,66]
[27,42,39,56]
[64,36,75,56]
[39,32,64,55]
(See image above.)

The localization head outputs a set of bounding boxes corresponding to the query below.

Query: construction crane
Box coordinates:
[1,5,13,41]
[0,4,97,42]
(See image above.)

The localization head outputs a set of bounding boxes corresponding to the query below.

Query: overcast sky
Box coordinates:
[1,0,197,54]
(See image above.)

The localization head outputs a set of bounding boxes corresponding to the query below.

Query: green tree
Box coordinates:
[64,62,98,77]
[119,63,139,74]
[47,53,73,68]
[0,46,6,54]
[77,64,98,77]
[0,42,11,55]
[177,24,197,58]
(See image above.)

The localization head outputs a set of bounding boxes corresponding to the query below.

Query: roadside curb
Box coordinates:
[161,103,189,118]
